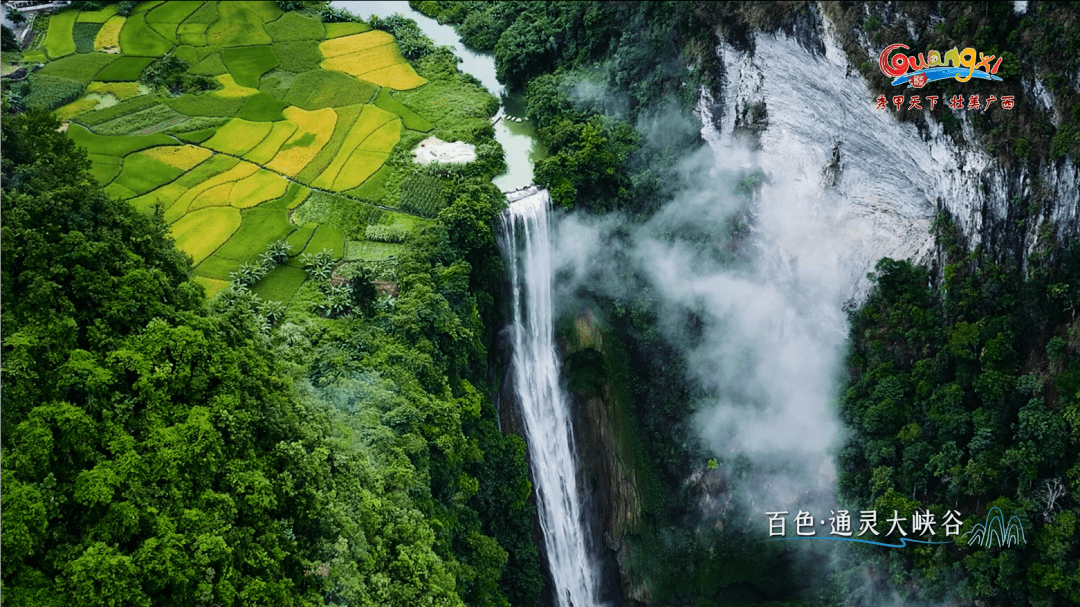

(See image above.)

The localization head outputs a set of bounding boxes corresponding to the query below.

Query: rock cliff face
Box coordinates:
[562,309,645,607]
[699,3,1077,298]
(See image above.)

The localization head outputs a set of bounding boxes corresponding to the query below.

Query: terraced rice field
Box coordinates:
[44,0,442,302]
[318,32,426,90]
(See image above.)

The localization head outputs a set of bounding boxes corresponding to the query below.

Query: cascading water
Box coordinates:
[499,189,600,607]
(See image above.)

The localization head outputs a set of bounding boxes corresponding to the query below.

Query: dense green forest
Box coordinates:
[0,4,542,605]
[838,222,1080,605]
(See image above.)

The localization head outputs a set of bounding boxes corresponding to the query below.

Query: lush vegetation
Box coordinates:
[836,219,1080,606]
[2,2,543,606]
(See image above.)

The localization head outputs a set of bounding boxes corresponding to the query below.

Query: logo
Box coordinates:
[959,507,1026,548]
[880,43,1003,88]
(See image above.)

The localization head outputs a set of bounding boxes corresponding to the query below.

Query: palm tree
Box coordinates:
[261,300,287,326]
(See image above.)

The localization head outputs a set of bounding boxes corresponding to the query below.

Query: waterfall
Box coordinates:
[499,189,600,607]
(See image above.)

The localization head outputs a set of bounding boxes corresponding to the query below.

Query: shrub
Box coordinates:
[117,1,138,17]
[7,9,26,26]
[275,1,308,12]
[318,6,362,23]
[313,283,352,318]
[300,248,337,280]
[1015,137,1031,161]
[22,74,85,110]
[368,14,434,60]
[261,239,292,265]
[1,25,17,52]
[1050,124,1078,161]
[229,261,270,288]
[141,55,189,91]
[364,224,408,243]
[458,10,500,51]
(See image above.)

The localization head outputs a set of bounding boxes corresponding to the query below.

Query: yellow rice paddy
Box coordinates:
[243,121,298,165]
[203,118,274,156]
[318,31,395,58]
[313,104,397,189]
[265,106,336,176]
[141,145,214,171]
[212,73,260,98]
[230,170,289,208]
[355,63,426,90]
[188,183,235,212]
[334,149,389,191]
[94,16,126,51]
[170,206,243,265]
[86,81,148,100]
[175,161,260,214]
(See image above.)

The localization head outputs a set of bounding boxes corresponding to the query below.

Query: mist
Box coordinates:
[553,131,852,521]
[550,28,949,528]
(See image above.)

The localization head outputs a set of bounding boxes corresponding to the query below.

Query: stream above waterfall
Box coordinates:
[333,1,547,191]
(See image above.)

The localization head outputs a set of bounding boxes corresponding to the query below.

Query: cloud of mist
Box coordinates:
[552,116,857,518]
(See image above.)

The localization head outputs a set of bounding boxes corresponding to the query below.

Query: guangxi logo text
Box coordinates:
[873,43,1014,112]
[880,44,1002,87]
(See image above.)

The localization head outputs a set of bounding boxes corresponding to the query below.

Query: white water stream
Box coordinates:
[500,190,600,607]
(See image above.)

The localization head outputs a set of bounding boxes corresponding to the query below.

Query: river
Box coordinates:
[332,1,547,191]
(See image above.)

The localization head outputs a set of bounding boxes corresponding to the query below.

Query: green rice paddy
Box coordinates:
[42,0,451,304]
[95,56,156,82]
[119,13,172,56]
[265,11,324,41]
[205,2,271,47]
[304,225,346,259]
[324,22,371,39]
[284,70,378,110]
[146,1,205,26]
[113,153,184,195]
[43,10,78,59]
[252,265,307,302]
[221,46,278,87]
[38,53,118,84]
[237,92,288,122]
